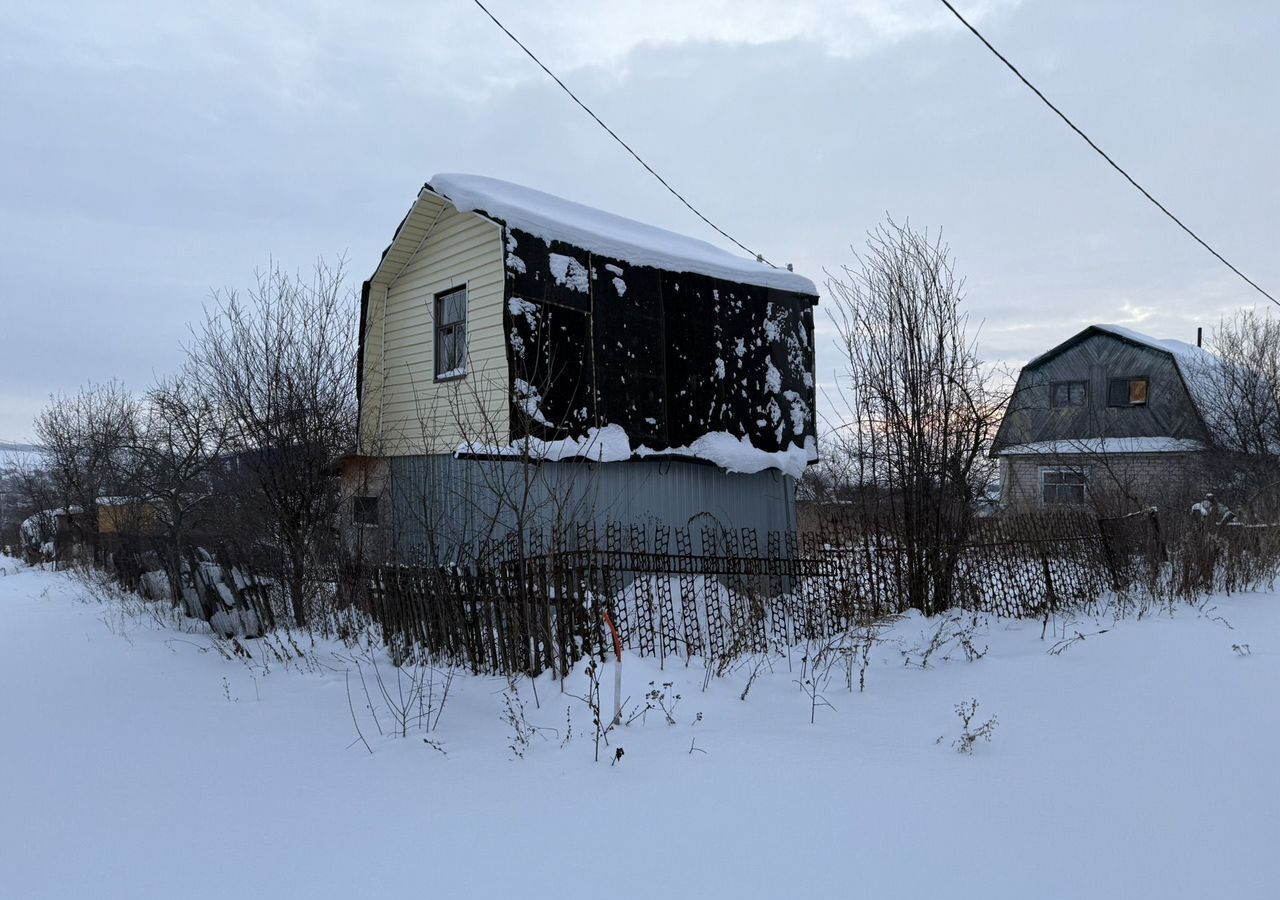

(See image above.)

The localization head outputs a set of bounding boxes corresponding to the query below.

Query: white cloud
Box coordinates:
[2,0,1277,442]
[458,0,1023,70]
[2,0,1023,101]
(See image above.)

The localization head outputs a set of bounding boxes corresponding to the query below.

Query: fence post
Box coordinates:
[1040,553,1057,618]
[1097,517,1123,592]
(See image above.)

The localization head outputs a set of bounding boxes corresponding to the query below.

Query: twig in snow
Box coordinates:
[345,669,373,755]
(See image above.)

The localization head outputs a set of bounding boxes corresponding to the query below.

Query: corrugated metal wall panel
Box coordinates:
[386,455,796,560]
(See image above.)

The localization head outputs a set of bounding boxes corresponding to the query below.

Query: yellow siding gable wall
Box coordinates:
[362,204,509,455]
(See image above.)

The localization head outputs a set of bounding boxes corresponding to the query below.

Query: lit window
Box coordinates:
[435,286,467,380]
[1107,377,1148,407]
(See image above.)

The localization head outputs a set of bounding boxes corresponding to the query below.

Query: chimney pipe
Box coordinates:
[1197,326,1203,348]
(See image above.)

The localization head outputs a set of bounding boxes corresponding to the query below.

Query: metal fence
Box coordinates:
[363,508,1180,677]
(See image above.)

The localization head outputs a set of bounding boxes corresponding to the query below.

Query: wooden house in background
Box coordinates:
[347,174,818,559]
[991,324,1218,509]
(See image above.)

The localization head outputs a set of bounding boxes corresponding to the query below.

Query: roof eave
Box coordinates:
[366,186,502,289]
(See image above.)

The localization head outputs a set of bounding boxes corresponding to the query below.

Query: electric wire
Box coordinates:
[469,0,776,267]
[937,0,1277,307]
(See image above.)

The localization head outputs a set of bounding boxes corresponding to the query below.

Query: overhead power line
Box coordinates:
[936,0,1278,307]
[469,0,776,267]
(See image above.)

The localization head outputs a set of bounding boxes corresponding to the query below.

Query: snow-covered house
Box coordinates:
[347,175,818,557]
[992,324,1218,509]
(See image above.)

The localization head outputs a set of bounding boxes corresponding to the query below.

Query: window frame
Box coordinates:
[1040,466,1088,506]
[351,494,380,528]
[434,285,468,382]
[1050,380,1088,408]
[1107,375,1149,407]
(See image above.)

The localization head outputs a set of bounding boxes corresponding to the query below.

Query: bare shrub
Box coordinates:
[624,681,682,726]
[185,258,357,628]
[121,374,228,616]
[340,646,456,741]
[901,613,988,669]
[950,698,998,754]
[501,679,558,759]
[566,656,618,763]
[826,219,1005,615]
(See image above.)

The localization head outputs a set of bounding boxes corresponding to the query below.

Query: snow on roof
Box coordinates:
[1026,323,1212,369]
[19,507,77,541]
[1092,324,1210,366]
[1092,324,1225,431]
[995,437,1208,457]
[427,174,818,296]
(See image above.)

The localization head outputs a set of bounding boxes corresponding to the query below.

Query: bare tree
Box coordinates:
[120,374,229,612]
[825,219,1004,614]
[185,258,357,627]
[1190,310,1280,516]
[33,380,139,561]
[4,454,57,559]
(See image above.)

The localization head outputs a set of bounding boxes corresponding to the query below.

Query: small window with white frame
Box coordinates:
[434,285,467,381]
[1041,467,1087,506]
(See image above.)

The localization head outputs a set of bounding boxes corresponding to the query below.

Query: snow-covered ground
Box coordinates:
[1,555,1277,898]
[0,441,44,473]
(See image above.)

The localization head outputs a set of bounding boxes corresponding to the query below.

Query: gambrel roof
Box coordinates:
[359,175,820,477]
[426,174,818,296]
[1028,324,1214,383]
[1023,323,1221,422]
[993,323,1225,457]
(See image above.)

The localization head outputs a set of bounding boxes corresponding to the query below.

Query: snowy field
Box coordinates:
[1,555,1277,899]
[0,441,43,473]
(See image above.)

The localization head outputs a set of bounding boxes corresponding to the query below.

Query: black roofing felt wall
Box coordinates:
[503,227,817,456]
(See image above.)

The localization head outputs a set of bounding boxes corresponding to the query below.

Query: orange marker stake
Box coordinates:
[602,610,623,725]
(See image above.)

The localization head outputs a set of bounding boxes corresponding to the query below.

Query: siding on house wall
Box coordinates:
[1000,452,1206,509]
[364,203,508,455]
[993,333,1210,451]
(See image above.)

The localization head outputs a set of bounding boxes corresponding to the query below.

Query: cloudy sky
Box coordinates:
[1,0,1276,440]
